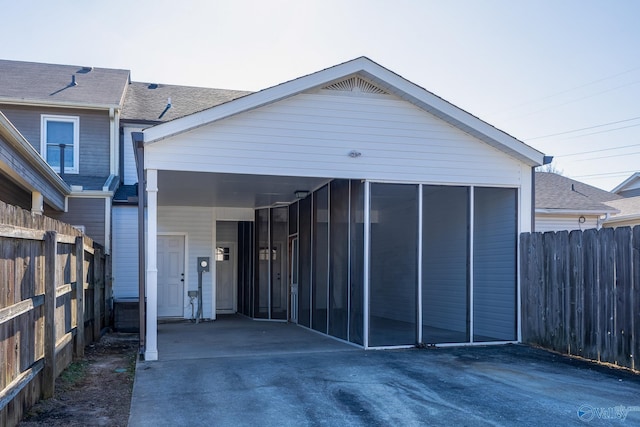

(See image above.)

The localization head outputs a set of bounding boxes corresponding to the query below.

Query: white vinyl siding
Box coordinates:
[535,214,600,232]
[123,125,144,185]
[158,206,213,318]
[112,206,139,298]
[213,207,255,222]
[146,92,524,186]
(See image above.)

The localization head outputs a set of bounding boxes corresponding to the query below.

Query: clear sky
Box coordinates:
[2,0,639,190]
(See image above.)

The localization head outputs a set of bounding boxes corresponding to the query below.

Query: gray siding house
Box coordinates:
[0,111,69,212]
[0,60,130,251]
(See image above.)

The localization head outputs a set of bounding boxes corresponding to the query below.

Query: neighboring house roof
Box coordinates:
[113,184,138,203]
[142,56,545,167]
[611,172,640,196]
[0,111,70,210]
[0,59,130,109]
[63,175,113,191]
[601,196,640,225]
[121,82,251,124]
[535,172,621,214]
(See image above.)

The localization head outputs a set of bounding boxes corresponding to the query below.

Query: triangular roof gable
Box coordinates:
[143,57,544,166]
[611,172,640,194]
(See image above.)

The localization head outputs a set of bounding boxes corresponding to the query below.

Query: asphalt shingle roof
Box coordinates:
[535,172,622,212]
[114,184,138,202]
[602,196,640,219]
[64,175,111,191]
[121,82,251,123]
[0,59,130,107]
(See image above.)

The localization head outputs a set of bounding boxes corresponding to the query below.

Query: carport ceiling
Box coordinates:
[157,171,329,208]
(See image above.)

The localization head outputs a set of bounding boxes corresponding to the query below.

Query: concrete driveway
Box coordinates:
[129,318,640,426]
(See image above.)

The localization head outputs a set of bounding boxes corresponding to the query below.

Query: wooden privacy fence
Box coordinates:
[520,226,639,372]
[0,201,112,427]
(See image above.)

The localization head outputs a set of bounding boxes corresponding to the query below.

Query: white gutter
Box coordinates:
[70,190,114,197]
[536,208,619,215]
[0,97,121,111]
[602,213,640,224]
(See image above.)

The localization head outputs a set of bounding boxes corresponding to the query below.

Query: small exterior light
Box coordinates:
[348,150,362,158]
[294,190,310,199]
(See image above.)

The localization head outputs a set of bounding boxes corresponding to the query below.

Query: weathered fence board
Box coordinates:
[522,225,639,372]
[0,200,111,427]
[614,227,632,368]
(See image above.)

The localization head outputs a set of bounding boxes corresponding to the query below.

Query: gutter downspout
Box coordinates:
[597,213,610,230]
[531,167,536,233]
[132,132,146,356]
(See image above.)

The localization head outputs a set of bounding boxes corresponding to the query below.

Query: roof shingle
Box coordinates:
[121,82,251,123]
[0,59,130,107]
[535,172,621,212]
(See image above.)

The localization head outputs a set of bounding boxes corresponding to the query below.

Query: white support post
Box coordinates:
[211,210,217,321]
[469,186,475,343]
[363,181,371,349]
[417,184,423,344]
[31,191,44,215]
[145,169,159,361]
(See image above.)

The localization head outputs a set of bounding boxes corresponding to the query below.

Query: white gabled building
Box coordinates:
[120,57,545,360]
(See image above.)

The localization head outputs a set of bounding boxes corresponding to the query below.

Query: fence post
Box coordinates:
[93,247,102,339]
[43,231,57,399]
[75,236,85,357]
[104,254,112,330]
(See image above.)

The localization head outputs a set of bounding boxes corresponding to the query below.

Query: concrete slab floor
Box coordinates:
[130,320,640,426]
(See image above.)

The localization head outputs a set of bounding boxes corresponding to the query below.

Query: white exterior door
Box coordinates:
[157,235,185,317]
[216,243,237,314]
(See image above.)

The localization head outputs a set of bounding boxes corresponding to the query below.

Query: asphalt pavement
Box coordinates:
[128,318,640,426]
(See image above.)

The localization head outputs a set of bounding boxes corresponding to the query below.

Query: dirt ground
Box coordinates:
[20,333,139,427]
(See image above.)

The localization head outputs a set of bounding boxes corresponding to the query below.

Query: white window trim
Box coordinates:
[41,114,80,174]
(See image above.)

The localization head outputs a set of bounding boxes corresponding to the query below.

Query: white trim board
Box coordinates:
[142,57,544,167]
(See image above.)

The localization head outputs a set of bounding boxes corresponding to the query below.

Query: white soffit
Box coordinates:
[143,57,545,167]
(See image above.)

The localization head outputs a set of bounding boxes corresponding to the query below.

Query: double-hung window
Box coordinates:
[41,115,80,174]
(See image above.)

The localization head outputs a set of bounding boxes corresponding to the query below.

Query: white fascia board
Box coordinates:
[536,208,619,215]
[354,63,545,167]
[604,213,640,224]
[610,172,640,193]
[141,57,546,167]
[70,190,114,198]
[143,58,373,144]
[0,97,120,111]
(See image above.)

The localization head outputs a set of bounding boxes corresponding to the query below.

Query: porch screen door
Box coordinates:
[289,236,299,323]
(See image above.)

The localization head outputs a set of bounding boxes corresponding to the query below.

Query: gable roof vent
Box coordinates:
[323,76,388,95]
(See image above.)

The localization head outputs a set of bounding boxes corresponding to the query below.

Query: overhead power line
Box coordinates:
[572,150,640,162]
[490,65,640,116]
[502,79,640,121]
[554,142,640,158]
[572,170,638,178]
[525,115,640,141]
